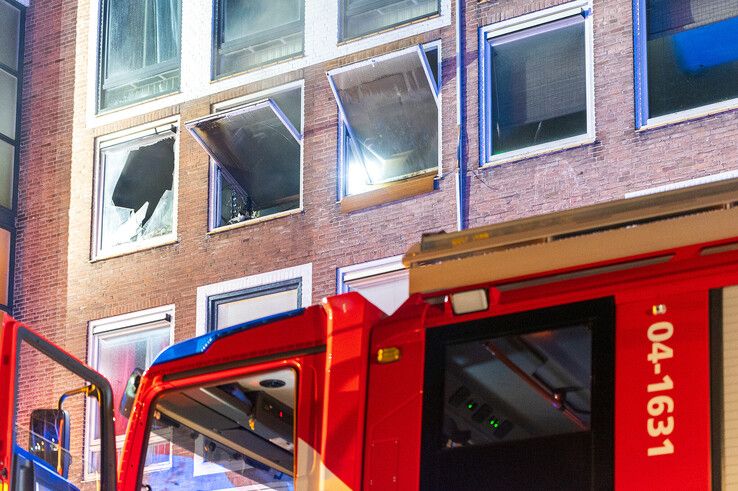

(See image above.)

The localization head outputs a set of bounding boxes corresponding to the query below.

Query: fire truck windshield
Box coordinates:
[139,368,295,490]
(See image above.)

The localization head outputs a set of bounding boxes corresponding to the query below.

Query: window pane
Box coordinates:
[489,16,587,155]
[96,325,170,436]
[190,95,301,227]
[98,134,176,254]
[0,140,14,209]
[0,1,20,70]
[141,369,296,489]
[443,325,591,448]
[646,0,738,118]
[345,269,408,315]
[341,0,439,40]
[216,287,300,330]
[215,0,304,77]
[332,49,438,195]
[0,69,17,140]
[99,0,181,110]
[0,228,9,305]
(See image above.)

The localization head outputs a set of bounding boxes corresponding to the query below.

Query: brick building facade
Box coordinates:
[9,0,738,486]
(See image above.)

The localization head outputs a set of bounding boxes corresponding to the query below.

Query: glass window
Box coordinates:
[0,69,17,140]
[213,0,304,78]
[208,279,302,331]
[187,86,302,230]
[98,0,181,112]
[340,0,440,41]
[0,0,22,312]
[329,46,439,198]
[482,11,591,159]
[0,0,20,70]
[140,368,296,490]
[94,127,177,258]
[339,256,408,315]
[0,140,14,209]
[421,300,614,490]
[642,0,738,121]
[86,309,172,478]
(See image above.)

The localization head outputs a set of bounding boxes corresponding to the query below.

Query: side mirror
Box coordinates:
[28,409,71,478]
[120,367,144,419]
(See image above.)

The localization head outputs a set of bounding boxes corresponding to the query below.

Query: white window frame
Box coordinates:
[91,117,180,261]
[478,0,596,167]
[85,0,452,129]
[195,263,312,337]
[202,80,304,233]
[85,305,175,482]
[337,255,408,314]
[330,42,443,201]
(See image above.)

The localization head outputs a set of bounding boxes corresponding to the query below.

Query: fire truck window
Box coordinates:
[443,325,592,446]
[421,300,614,491]
[14,337,102,488]
[140,368,295,489]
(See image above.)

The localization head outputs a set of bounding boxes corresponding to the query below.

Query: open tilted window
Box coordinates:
[93,124,178,259]
[328,45,440,209]
[187,86,302,230]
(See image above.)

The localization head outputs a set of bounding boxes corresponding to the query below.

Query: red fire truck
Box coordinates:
[3,178,738,490]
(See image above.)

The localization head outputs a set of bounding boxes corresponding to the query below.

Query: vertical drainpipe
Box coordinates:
[455,0,468,231]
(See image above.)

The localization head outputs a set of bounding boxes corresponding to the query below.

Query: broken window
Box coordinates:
[340,0,440,41]
[94,127,177,257]
[481,7,594,159]
[213,0,304,78]
[329,45,439,198]
[187,86,302,230]
[97,0,181,112]
[638,0,738,123]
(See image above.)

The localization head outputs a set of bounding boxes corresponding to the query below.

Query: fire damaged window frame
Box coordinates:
[190,81,304,233]
[633,0,738,130]
[91,118,180,261]
[329,42,442,211]
[478,0,596,167]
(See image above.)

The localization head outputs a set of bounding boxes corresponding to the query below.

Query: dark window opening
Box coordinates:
[213,0,304,78]
[188,87,302,230]
[340,0,440,41]
[645,0,738,119]
[97,131,176,255]
[421,299,614,491]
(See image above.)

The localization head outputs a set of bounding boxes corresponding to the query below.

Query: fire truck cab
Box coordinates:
[116,178,738,490]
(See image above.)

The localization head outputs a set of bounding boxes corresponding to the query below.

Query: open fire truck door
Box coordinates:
[0,314,116,490]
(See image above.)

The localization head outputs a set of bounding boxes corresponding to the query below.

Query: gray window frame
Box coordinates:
[0,0,25,313]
